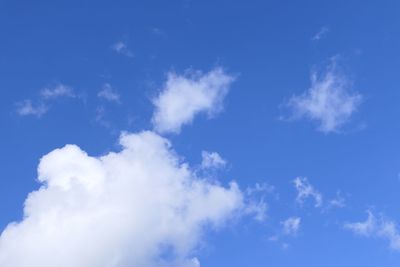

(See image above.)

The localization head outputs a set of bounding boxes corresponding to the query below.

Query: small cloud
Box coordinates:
[152,67,235,134]
[244,183,277,222]
[201,151,226,170]
[281,217,301,236]
[312,26,329,41]
[293,177,323,208]
[16,100,48,117]
[345,211,400,251]
[95,106,112,129]
[98,83,121,103]
[40,84,75,99]
[244,198,268,222]
[111,41,134,58]
[16,83,76,118]
[328,191,346,209]
[246,183,276,195]
[345,210,376,236]
[286,60,362,133]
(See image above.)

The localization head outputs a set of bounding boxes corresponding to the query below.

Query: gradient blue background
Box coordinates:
[1,0,400,266]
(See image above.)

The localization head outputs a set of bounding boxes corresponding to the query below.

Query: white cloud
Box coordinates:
[40,84,75,99]
[243,183,276,222]
[244,198,268,222]
[112,41,134,58]
[246,183,276,196]
[312,26,329,41]
[16,84,76,118]
[152,68,235,134]
[287,62,362,133]
[328,191,346,209]
[15,100,48,117]
[0,131,246,267]
[345,211,400,251]
[281,217,301,236]
[98,83,121,103]
[293,177,323,208]
[201,151,226,170]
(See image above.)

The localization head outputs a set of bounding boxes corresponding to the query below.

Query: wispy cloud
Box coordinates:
[287,60,362,133]
[244,183,278,222]
[98,83,121,103]
[328,191,346,209]
[244,197,268,222]
[201,151,226,170]
[293,177,323,208]
[312,26,329,41]
[15,100,48,117]
[345,211,400,251]
[16,83,75,117]
[40,84,75,99]
[152,67,235,134]
[281,217,301,236]
[111,41,134,58]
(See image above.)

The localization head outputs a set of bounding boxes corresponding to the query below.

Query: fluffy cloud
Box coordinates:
[287,62,362,133]
[293,177,323,208]
[345,211,400,251]
[0,131,245,267]
[152,68,235,134]
[281,217,301,236]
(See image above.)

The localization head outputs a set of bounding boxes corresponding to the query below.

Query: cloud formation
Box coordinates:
[16,84,75,117]
[0,131,245,267]
[345,211,400,251]
[293,177,323,208]
[200,151,226,170]
[16,100,48,117]
[281,217,301,236]
[111,41,134,58]
[312,26,329,41]
[287,62,362,133]
[40,84,75,99]
[152,68,235,134]
[98,83,121,103]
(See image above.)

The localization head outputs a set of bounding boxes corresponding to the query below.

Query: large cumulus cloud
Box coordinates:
[0,131,244,267]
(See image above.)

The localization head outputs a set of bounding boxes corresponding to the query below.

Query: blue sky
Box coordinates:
[1,0,400,266]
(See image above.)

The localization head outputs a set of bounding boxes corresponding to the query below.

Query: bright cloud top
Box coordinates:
[0,131,244,267]
[152,68,235,134]
[288,62,362,133]
[345,211,400,251]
